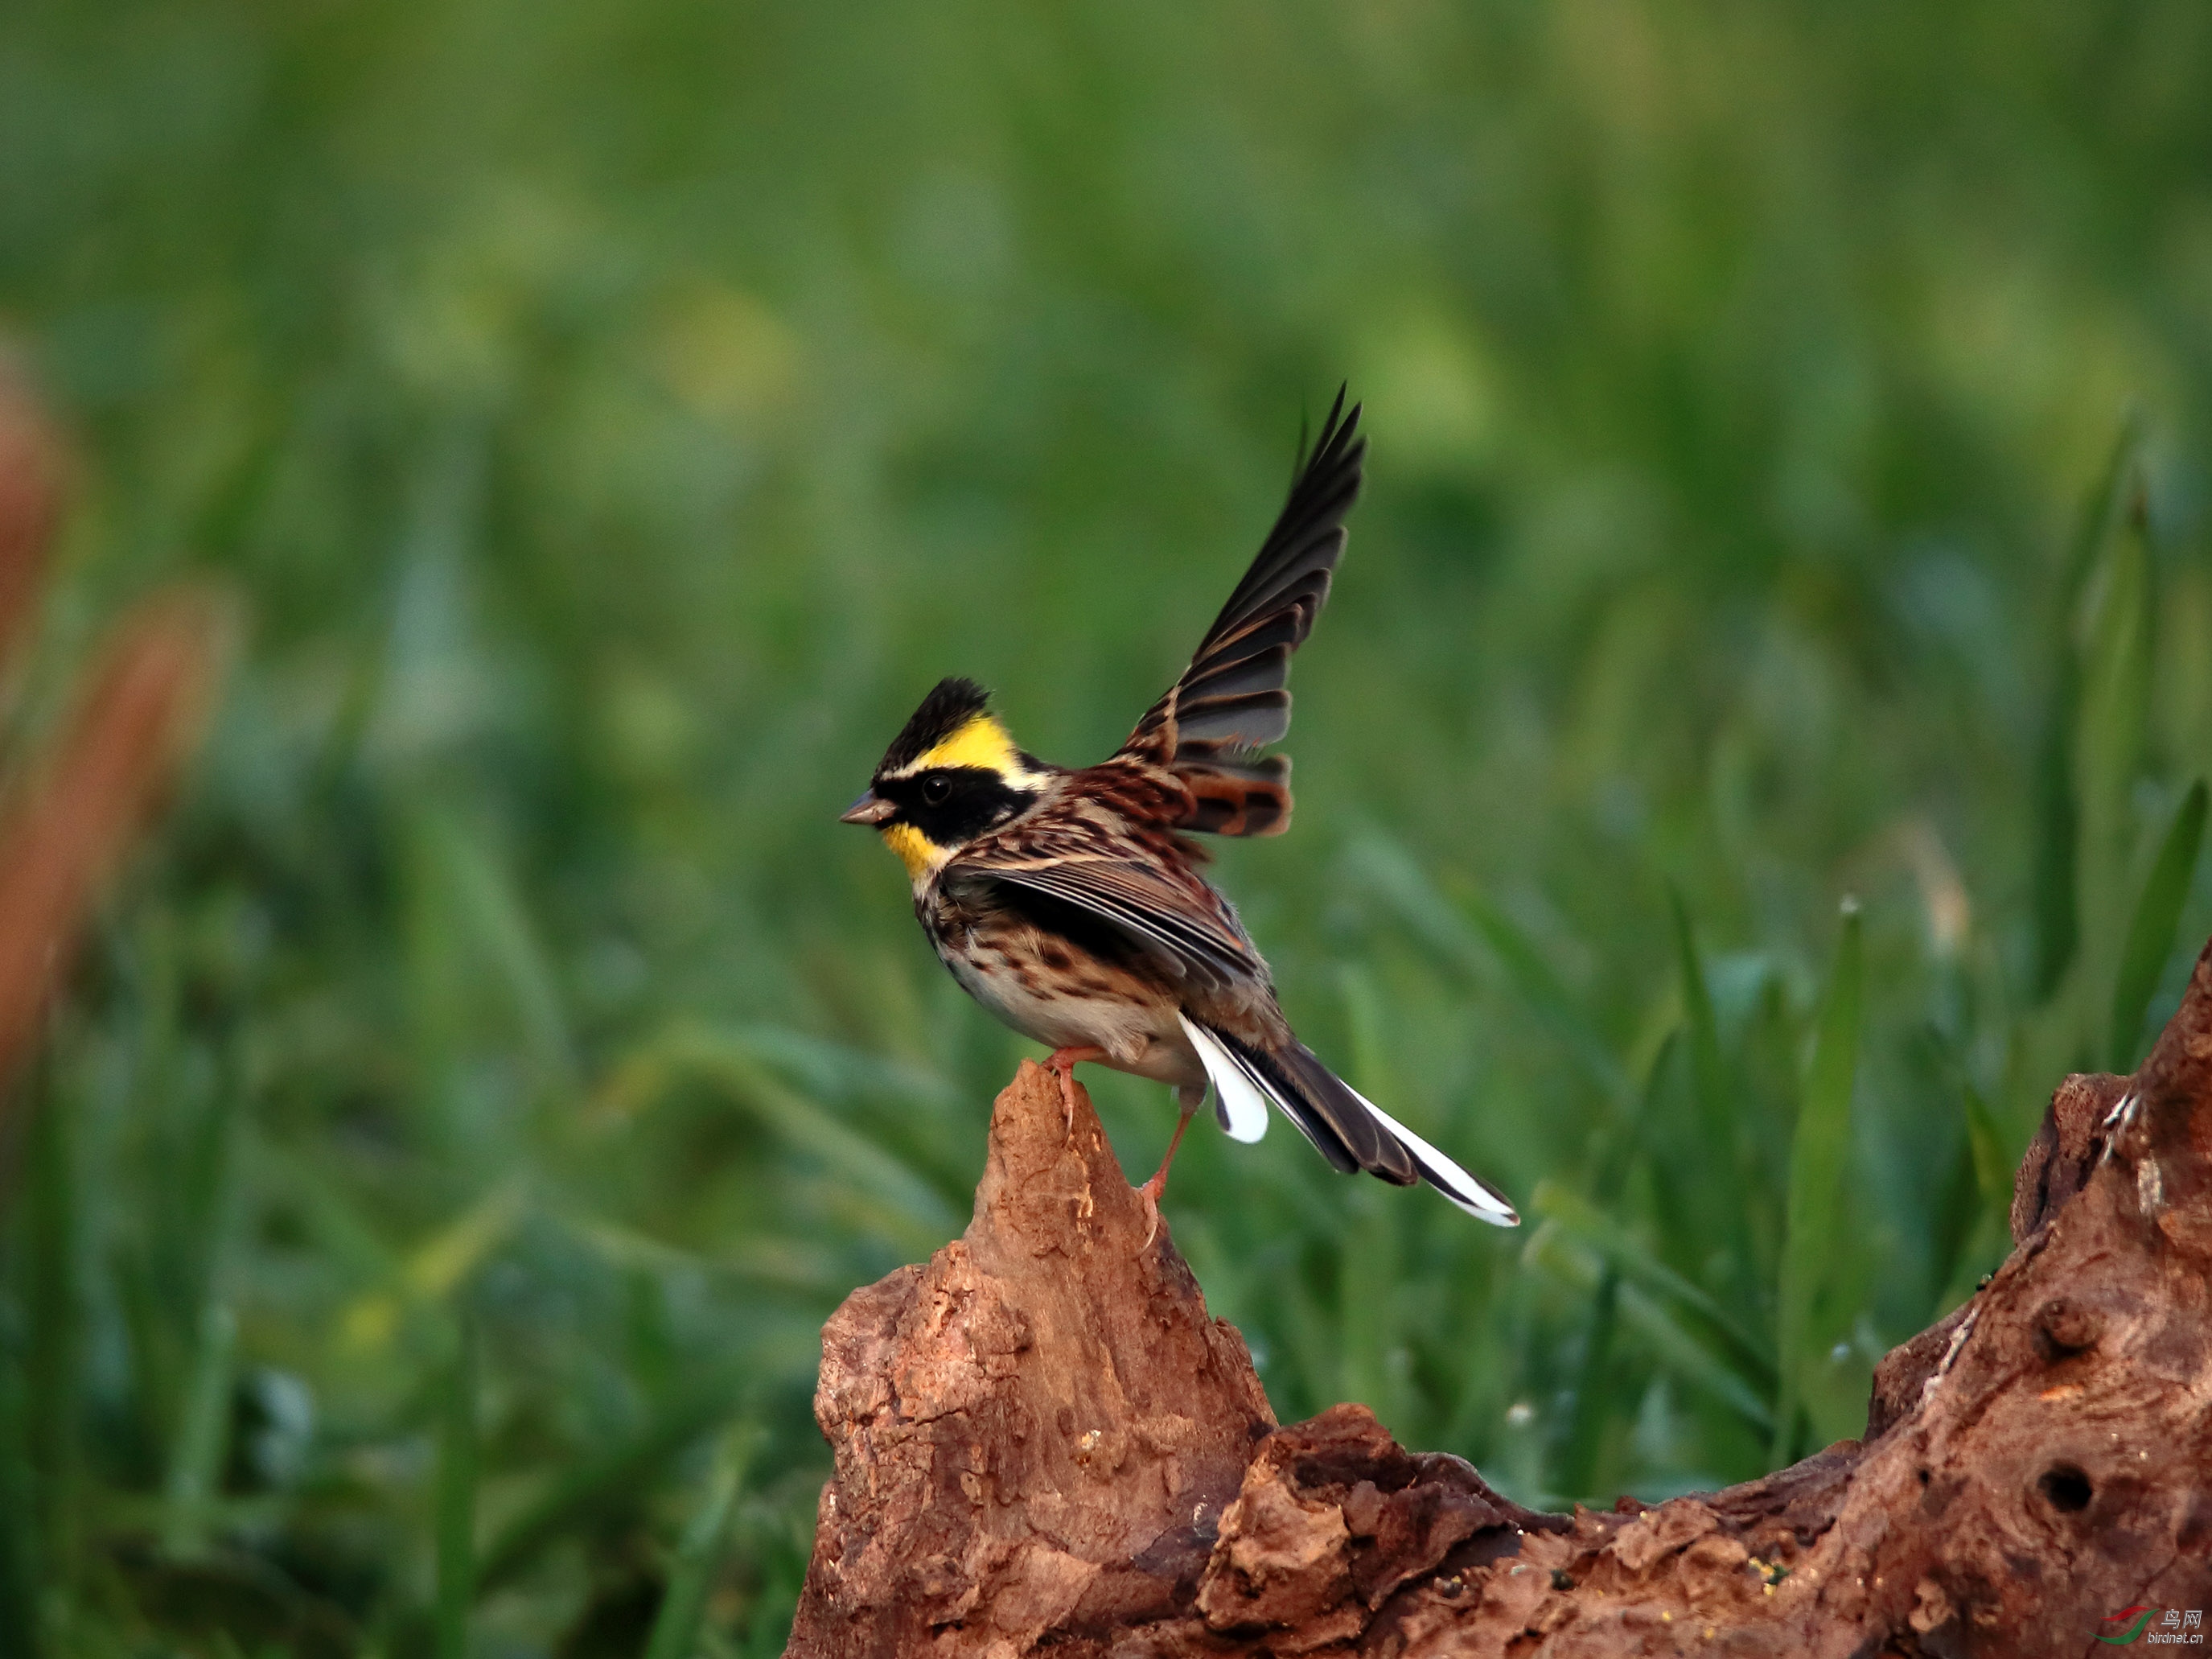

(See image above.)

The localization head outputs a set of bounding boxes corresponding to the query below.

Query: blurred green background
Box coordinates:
[5,2,2212,1653]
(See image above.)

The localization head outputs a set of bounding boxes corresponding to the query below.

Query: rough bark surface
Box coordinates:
[790,1061,1280,1656]
[788,946,2212,1659]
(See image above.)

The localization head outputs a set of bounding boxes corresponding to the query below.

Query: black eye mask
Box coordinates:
[877,767,1034,845]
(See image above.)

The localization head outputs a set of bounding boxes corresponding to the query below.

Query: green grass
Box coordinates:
[4,1,2212,1651]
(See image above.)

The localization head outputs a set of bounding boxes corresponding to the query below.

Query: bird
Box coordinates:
[840,391,1517,1239]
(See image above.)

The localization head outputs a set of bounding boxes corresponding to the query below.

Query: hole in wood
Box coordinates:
[2037,1463,2093,1513]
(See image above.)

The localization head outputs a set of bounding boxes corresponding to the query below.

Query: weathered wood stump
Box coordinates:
[787,944,2212,1657]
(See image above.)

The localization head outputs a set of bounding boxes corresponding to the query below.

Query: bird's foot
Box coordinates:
[1130,1099,1194,1250]
[1042,1046,1108,1136]
[1133,1170,1168,1249]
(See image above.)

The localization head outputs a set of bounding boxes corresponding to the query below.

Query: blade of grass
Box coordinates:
[1614,1289,1772,1436]
[730,1025,958,1114]
[1450,883,1630,1105]
[23,1053,78,1603]
[1348,834,1630,1105]
[729,1492,816,1659]
[565,1214,846,1299]
[2108,779,2206,1071]
[1772,901,1864,1467]
[337,1179,527,1355]
[0,1445,31,1659]
[475,1368,746,1595]
[1935,1072,2018,1309]
[158,1301,236,1558]
[417,803,577,1088]
[2074,462,2156,1036]
[1926,1015,2020,1303]
[1523,1221,1772,1435]
[2059,413,2148,632]
[1669,890,1727,1156]
[2032,414,2144,1000]
[1268,1255,1338,1427]
[643,1422,766,1659]
[253,1139,402,1286]
[1553,1266,1618,1503]
[1589,1029,1676,1207]
[621,1025,957,1252]
[1961,1080,2010,1229]
[0,1059,56,1656]
[1668,889,1758,1310]
[1526,1180,1773,1389]
[434,1312,479,1659]
[159,1056,242,1562]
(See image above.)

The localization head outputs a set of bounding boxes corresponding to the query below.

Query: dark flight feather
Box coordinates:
[1121,389,1366,837]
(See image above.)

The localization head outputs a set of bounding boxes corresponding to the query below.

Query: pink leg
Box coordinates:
[1042,1045,1108,1134]
[1133,1099,1198,1249]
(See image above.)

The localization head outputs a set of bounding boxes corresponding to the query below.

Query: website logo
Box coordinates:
[2100,1608,2206,1646]
[2103,1608,2156,1645]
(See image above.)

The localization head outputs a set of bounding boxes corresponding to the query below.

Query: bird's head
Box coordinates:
[841,677,1049,881]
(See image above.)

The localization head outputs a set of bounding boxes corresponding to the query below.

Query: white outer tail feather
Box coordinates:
[1176,1014,1270,1143]
[1342,1081,1519,1227]
[1176,1012,1519,1225]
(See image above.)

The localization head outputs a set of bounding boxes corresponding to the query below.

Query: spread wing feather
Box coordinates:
[956,854,1262,990]
[1120,389,1365,837]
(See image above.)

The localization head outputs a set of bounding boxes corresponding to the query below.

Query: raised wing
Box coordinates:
[1120,389,1365,837]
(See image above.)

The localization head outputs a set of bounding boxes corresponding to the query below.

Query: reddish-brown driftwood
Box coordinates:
[789,943,2212,1657]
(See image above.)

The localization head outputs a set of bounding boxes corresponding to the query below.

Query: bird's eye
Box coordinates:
[921,774,952,806]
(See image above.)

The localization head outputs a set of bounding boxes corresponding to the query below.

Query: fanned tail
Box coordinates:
[1176,1014,1519,1225]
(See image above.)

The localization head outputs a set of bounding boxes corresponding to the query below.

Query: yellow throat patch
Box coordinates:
[881,821,946,881]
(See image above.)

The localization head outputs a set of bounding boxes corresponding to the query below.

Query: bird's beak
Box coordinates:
[840,790,896,826]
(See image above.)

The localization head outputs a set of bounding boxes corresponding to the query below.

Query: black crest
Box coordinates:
[878,677,992,774]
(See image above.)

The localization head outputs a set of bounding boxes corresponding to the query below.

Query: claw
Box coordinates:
[1041,1046,1107,1138]
[1135,1175,1165,1249]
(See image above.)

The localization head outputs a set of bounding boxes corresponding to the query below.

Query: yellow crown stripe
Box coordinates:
[915,713,1018,775]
